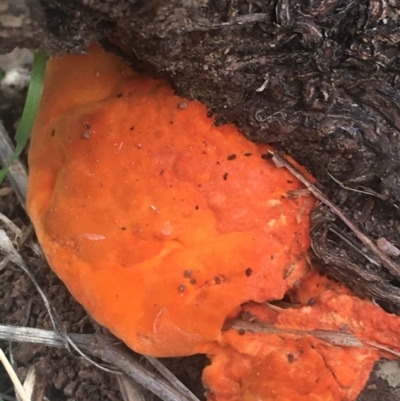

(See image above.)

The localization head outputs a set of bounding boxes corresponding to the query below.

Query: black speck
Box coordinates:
[117,93,123,98]
[51,129,56,136]
[244,152,252,157]
[160,169,164,175]
[261,153,273,160]
[287,180,293,184]
[169,121,174,124]
[227,154,237,161]
[190,278,197,285]
[270,255,275,260]
[207,110,213,118]
[120,227,127,231]
[84,123,90,129]
[245,268,252,277]
[178,285,186,292]
[216,161,220,165]
[238,328,245,335]
[223,173,228,180]
[308,298,315,306]
[195,205,199,210]
[129,126,135,131]
[287,353,294,363]
[215,276,221,284]
[184,270,192,278]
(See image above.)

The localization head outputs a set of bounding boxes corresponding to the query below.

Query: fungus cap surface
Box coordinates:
[28,45,313,357]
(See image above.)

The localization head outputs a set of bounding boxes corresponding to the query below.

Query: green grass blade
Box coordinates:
[0,50,46,182]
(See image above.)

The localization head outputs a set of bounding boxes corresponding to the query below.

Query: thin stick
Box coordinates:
[0,121,28,210]
[0,325,199,401]
[0,348,30,401]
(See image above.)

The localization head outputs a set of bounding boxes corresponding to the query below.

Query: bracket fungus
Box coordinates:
[27,45,400,401]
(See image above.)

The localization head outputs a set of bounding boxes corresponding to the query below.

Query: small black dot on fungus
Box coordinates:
[261,153,273,160]
[227,154,237,161]
[190,278,197,285]
[195,205,199,210]
[178,285,186,292]
[207,110,213,118]
[84,123,90,129]
[287,179,293,184]
[169,121,174,124]
[129,126,135,130]
[184,270,192,278]
[287,353,294,363]
[120,227,127,231]
[160,169,164,175]
[117,93,123,98]
[51,129,55,136]
[245,268,253,277]
[308,298,315,306]
[238,328,246,335]
[244,152,252,157]
[223,173,228,180]
[215,276,222,284]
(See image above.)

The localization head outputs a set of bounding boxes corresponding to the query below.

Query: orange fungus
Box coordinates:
[27,44,400,401]
[27,44,313,357]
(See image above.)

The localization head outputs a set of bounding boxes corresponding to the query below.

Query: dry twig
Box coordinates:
[0,325,199,401]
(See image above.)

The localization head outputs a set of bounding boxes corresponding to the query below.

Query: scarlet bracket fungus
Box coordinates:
[27,45,400,401]
[28,44,312,356]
